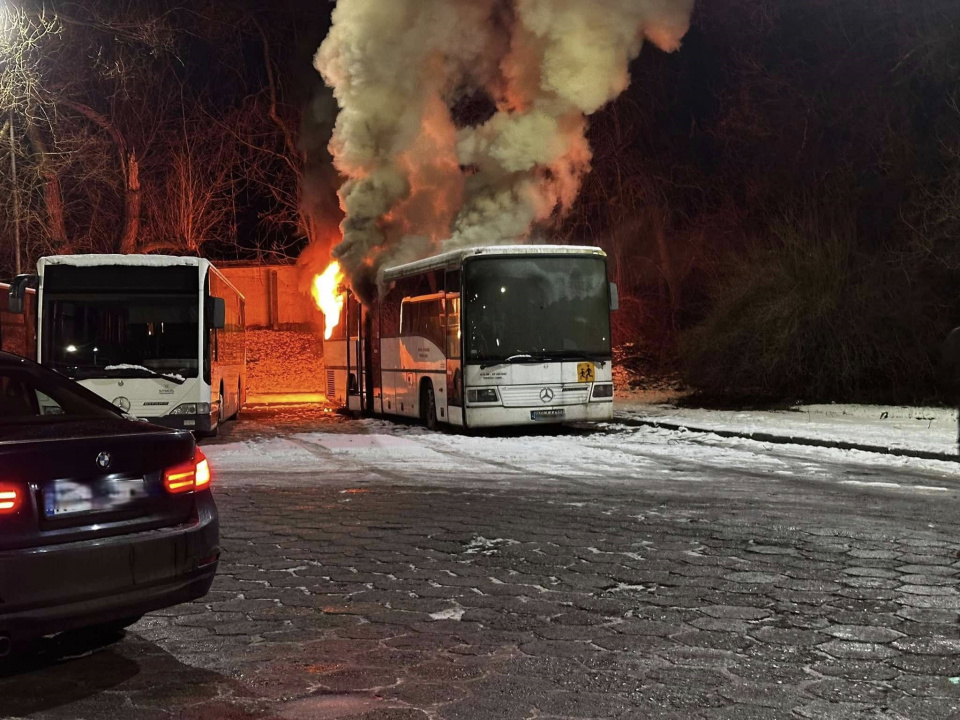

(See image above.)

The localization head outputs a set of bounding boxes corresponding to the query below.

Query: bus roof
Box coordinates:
[38,254,207,270]
[382,244,606,282]
[36,255,244,300]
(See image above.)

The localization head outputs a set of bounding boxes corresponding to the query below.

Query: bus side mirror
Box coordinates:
[209,297,226,330]
[609,283,619,312]
[7,274,38,314]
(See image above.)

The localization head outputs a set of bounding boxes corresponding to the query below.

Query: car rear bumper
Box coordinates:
[0,494,219,641]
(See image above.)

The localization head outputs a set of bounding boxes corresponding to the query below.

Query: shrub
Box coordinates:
[680,203,947,404]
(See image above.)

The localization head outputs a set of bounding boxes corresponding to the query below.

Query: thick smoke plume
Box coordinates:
[316,0,695,296]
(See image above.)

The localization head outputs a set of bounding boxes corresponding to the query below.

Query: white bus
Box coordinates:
[325,245,617,429]
[6,255,245,435]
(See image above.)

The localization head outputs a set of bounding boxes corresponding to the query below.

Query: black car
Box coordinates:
[0,351,219,657]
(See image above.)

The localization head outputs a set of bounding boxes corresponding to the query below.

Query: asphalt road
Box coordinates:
[2,407,960,720]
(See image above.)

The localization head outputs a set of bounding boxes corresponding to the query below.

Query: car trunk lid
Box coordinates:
[0,421,197,551]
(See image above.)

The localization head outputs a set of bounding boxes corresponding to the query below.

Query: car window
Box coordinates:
[36,390,64,416]
[0,375,39,417]
[0,369,119,423]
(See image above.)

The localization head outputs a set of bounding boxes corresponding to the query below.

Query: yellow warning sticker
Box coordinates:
[577,362,596,383]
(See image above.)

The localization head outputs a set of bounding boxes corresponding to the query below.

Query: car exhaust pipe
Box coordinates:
[0,635,11,658]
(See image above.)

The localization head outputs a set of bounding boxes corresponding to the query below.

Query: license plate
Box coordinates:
[531,409,566,421]
[577,362,596,383]
[44,477,147,517]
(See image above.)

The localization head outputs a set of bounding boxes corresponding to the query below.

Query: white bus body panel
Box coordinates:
[324,338,349,406]
[463,361,614,428]
[381,335,447,420]
[465,401,613,428]
[76,376,209,424]
[467,361,613,388]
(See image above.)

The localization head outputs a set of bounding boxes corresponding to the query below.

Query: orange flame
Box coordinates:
[312,261,345,340]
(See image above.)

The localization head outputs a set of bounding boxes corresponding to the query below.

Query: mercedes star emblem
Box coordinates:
[113,396,131,412]
[539,388,555,403]
[96,451,112,470]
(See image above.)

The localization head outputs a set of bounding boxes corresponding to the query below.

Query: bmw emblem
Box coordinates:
[96,451,112,470]
[113,396,131,412]
[539,387,555,403]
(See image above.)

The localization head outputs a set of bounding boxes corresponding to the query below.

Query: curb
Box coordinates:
[617,417,960,464]
[246,393,327,406]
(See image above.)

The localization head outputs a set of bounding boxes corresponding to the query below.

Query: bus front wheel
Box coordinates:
[420,382,438,431]
[213,382,224,436]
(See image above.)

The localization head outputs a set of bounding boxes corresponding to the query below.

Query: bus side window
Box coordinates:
[445,270,461,295]
[446,297,461,359]
[381,286,401,338]
[400,300,419,337]
[421,299,444,350]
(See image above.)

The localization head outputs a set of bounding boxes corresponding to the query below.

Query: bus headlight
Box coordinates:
[592,384,614,399]
[169,403,211,416]
[466,388,499,404]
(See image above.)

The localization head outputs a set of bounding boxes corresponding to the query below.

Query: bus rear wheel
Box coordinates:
[228,381,241,421]
[421,382,438,431]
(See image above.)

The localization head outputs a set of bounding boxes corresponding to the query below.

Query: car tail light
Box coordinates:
[164,448,212,495]
[0,483,23,515]
[194,448,211,490]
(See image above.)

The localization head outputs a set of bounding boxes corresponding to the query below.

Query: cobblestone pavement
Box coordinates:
[3,414,960,720]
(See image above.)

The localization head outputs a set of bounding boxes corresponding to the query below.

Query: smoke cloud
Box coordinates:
[316,0,695,295]
[295,83,345,301]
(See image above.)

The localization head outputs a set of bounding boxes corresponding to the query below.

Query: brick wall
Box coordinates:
[220,264,324,330]
[0,285,36,360]
[218,264,327,395]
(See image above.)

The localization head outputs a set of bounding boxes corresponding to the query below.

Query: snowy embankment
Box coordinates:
[616,400,958,458]
[201,416,960,497]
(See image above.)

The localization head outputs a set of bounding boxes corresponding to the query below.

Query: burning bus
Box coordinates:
[319,245,617,429]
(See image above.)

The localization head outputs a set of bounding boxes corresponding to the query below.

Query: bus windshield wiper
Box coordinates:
[480,354,549,370]
[543,352,609,368]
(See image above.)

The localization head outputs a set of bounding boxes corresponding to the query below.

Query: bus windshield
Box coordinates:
[463,256,611,364]
[44,295,200,380]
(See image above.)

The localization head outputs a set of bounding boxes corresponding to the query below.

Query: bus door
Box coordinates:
[346,294,365,413]
[366,303,381,414]
[445,269,463,425]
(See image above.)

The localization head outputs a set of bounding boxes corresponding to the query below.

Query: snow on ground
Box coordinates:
[245,329,326,396]
[617,402,959,456]
[203,419,960,497]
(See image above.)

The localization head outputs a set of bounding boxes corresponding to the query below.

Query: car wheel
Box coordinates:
[421,382,438,431]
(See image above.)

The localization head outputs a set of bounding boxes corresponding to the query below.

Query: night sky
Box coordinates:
[4,0,960,402]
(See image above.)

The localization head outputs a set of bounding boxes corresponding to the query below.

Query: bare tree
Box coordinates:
[142,101,241,255]
[0,7,61,273]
